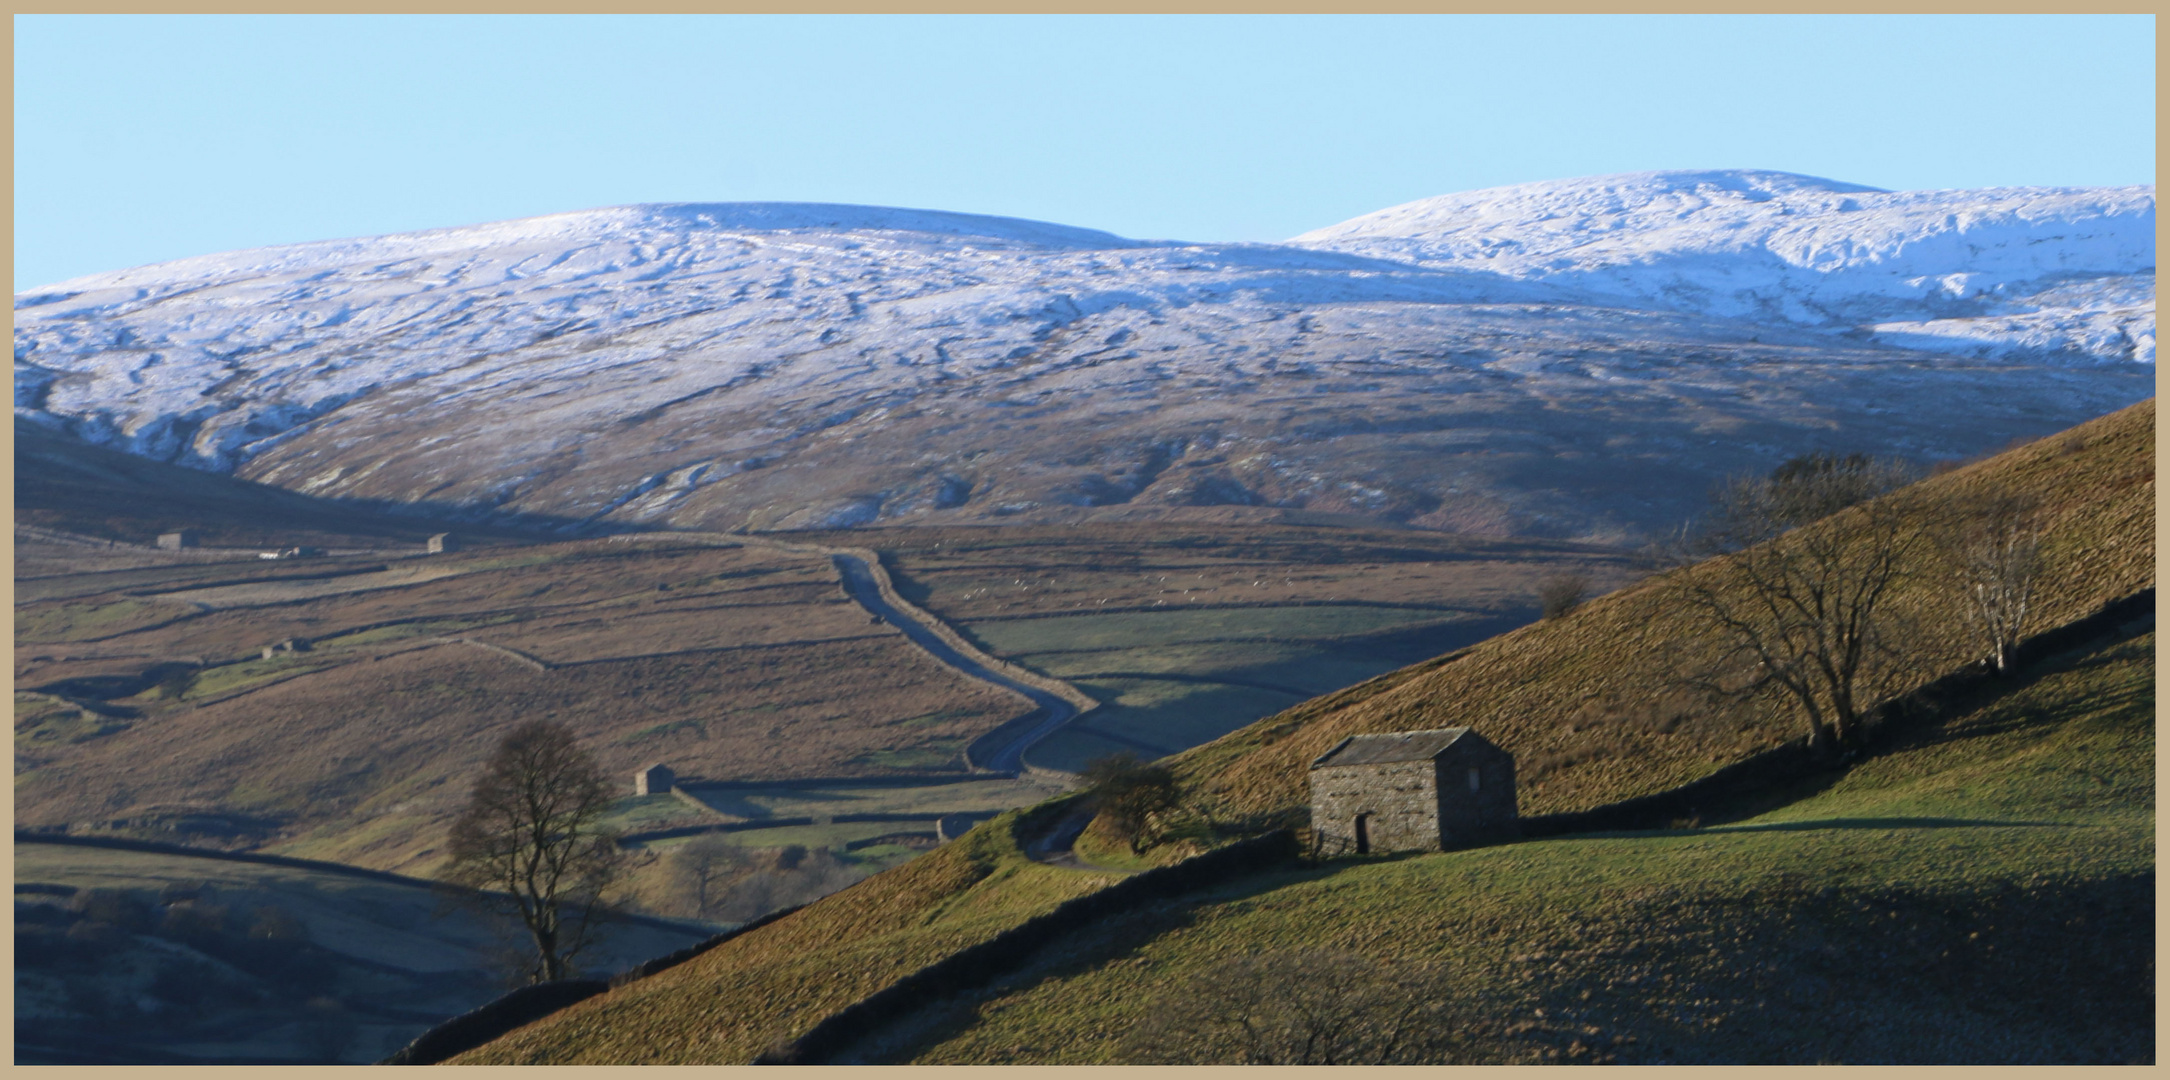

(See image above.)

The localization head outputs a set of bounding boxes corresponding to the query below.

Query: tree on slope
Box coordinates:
[1935,491,2045,676]
[444,720,624,983]
[1668,453,1926,755]
[1082,752,1181,852]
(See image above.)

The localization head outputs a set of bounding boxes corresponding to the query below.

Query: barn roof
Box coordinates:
[1310,728,1473,768]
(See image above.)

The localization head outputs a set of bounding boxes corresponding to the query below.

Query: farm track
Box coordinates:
[432,637,553,672]
[1021,807,1135,875]
[149,562,480,610]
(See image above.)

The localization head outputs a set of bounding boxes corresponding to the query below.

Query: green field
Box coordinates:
[1033,679,1307,764]
[16,597,192,643]
[16,693,133,750]
[968,606,1498,772]
[965,605,1467,653]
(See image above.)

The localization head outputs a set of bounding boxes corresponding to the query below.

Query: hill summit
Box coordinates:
[15,171,2153,541]
[1294,169,2155,360]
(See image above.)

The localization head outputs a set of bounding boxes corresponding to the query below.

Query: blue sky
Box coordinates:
[14,13,2155,289]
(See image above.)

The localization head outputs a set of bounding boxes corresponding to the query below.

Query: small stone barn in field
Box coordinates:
[1309,728,1518,855]
[634,764,676,796]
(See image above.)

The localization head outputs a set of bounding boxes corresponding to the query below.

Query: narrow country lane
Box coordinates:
[829,553,1083,773]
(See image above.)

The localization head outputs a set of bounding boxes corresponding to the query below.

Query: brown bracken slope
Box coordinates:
[1166,398,2154,830]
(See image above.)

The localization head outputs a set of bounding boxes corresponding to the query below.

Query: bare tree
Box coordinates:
[1667,453,1926,756]
[1117,949,1473,1064]
[662,834,750,921]
[1537,573,1591,620]
[444,721,624,983]
[1937,492,2045,675]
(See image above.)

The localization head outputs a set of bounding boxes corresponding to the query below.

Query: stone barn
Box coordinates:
[156,531,197,551]
[634,763,676,796]
[1309,727,1518,855]
[427,533,460,554]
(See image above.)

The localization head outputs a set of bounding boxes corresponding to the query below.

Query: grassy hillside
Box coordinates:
[881,626,2153,1063]
[455,801,1119,1063]
[1163,399,2153,836]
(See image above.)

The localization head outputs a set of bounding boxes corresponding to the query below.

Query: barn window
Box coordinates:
[1468,767,1482,792]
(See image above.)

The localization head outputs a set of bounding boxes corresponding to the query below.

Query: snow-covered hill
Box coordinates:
[1293,170,2155,363]
[13,172,2155,542]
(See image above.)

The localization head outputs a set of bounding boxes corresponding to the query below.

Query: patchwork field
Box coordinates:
[673,775,1073,824]
[21,476,1631,880]
[604,775,1076,923]
[15,536,1039,875]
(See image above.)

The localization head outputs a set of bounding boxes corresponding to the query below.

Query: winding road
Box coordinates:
[829,554,1083,773]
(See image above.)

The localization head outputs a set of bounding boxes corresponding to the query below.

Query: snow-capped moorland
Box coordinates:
[14,170,2154,541]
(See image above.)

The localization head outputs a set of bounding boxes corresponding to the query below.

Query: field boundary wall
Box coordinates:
[756,828,1301,1064]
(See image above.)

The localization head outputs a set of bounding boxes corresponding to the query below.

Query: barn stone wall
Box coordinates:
[1311,759,1440,855]
[1309,736,1520,855]
[1432,741,1520,847]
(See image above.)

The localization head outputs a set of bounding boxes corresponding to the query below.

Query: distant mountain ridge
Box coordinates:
[13,171,2155,541]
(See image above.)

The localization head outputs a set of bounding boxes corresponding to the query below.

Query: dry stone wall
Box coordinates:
[1312,759,1439,854]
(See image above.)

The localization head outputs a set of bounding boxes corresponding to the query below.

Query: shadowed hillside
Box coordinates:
[14,418,546,550]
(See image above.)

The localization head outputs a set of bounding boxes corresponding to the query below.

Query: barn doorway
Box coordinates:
[1354,813,1372,854]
